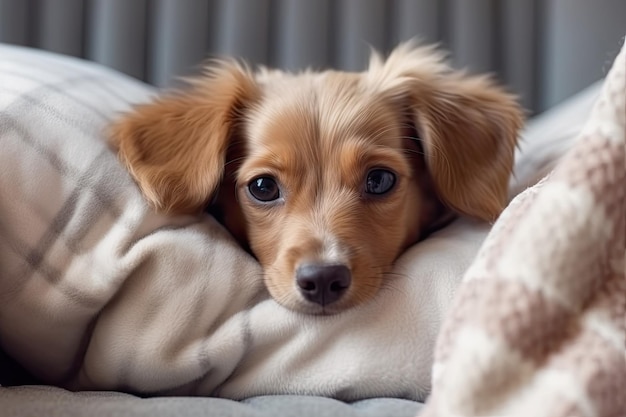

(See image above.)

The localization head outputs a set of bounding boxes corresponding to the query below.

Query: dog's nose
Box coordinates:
[296,264,352,306]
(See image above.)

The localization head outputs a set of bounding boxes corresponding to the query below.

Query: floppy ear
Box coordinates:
[411,74,524,222]
[368,43,524,222]
[110,61,258,214]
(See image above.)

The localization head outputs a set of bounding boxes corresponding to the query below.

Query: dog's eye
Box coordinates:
[248,177,280,202]
[365,169,396,195]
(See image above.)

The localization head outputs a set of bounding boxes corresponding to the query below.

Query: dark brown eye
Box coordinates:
[365,169,396,195]
[248,177,280,202]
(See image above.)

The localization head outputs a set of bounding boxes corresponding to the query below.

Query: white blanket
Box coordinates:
[0,44,584,401]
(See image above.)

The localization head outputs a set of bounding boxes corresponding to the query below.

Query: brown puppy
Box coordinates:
[111,42,523,315]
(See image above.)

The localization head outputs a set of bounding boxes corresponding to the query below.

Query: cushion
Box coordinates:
[0,386,424,417]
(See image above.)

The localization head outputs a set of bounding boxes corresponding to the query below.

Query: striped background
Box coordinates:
[0,0,624,113]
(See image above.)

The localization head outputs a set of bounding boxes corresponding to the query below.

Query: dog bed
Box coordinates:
[0,40,623,417]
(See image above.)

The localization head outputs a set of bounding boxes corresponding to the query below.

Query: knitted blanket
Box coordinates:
[421,40,625,417]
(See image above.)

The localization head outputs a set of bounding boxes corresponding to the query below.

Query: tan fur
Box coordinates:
[110,42,523,314]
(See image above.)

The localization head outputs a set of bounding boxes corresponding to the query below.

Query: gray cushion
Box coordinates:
[0,386,423,417]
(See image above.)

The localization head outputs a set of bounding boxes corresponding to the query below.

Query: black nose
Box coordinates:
[296,264,352,306]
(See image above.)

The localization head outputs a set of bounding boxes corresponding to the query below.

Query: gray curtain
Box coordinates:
[1,0,624,113]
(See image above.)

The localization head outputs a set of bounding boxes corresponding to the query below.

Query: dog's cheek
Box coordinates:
[368,198,416,257]
[246,210,283,266]
[211,181,248,247]
[354,194,421,297]
[400,181,426,248]
[247,212,294,304]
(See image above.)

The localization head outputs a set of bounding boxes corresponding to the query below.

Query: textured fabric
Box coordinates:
[421,40,626,417]
[0,386,424,417]
[0,44,486,402]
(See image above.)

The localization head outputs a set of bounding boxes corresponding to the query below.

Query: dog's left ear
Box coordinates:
[110,61,258,214]
[368,43,524,222]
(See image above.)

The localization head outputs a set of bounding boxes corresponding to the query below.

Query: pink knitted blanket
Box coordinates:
[422,40,625,417]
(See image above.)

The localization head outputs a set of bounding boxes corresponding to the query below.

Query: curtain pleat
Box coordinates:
[271,0,330,71]
[332,0,388,71]
[211,0,270,69]
[86,0,148,81]
[447,0,496,73]
[390,0,440,46]
[31,0,84,57]
[147,0,210,86]
[499,0,538,111]
[0,0,30,46]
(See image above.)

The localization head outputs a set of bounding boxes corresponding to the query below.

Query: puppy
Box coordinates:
[110,42,523,315]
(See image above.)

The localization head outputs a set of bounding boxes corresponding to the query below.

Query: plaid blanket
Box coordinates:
[421,40,626,417]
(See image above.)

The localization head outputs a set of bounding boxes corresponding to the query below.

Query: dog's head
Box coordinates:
[111,43,523,315]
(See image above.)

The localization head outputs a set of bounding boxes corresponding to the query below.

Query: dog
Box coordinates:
[110,42,523,315]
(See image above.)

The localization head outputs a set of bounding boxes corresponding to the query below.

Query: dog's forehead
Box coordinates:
[245,71,400,150]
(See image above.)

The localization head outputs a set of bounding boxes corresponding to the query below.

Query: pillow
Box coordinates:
[0,43,582,401]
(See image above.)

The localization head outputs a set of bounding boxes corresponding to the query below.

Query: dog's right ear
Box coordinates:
[110,61,258,214]
[367,42,523,222]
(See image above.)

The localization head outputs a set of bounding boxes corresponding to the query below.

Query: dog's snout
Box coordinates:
[296,264,352,306]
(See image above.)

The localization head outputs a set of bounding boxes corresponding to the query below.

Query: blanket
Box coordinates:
[421,41,626,416]
[0,44,488,401]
